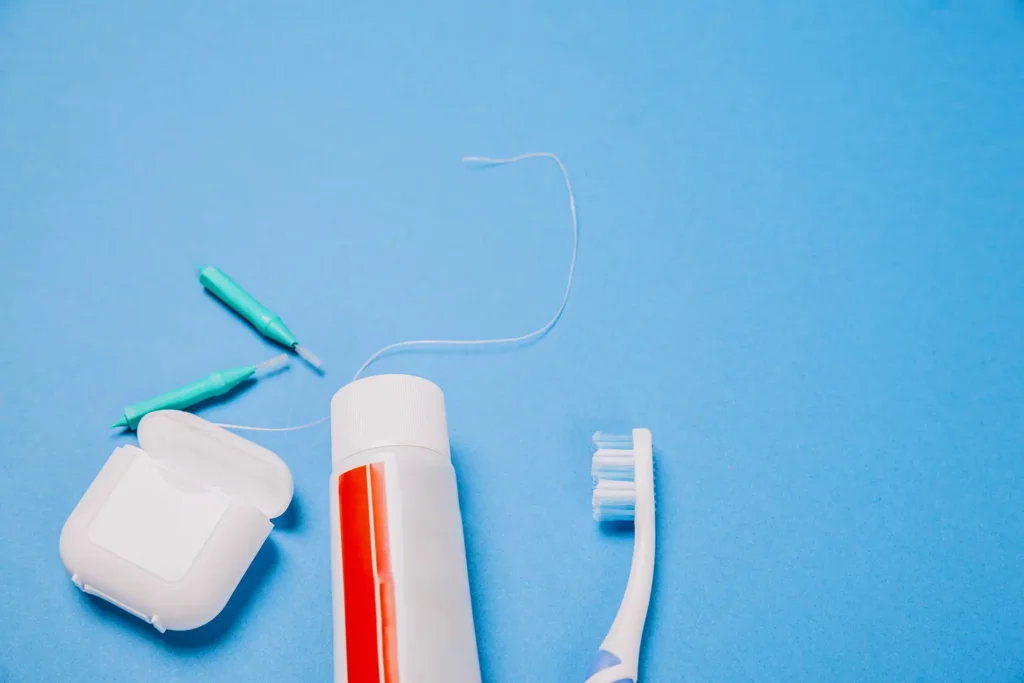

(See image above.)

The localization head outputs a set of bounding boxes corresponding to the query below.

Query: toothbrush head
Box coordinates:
[592,431,642,523]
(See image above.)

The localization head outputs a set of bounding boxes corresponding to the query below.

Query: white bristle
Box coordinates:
[592,432,637,522]
[593,431,634,450]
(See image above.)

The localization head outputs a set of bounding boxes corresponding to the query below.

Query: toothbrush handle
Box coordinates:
[589,428,655,683]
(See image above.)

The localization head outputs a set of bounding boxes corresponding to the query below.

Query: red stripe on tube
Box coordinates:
[340,466,382,683]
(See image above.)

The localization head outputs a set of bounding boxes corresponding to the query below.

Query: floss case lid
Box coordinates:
[137,410,293,518]
[59,410,293,632]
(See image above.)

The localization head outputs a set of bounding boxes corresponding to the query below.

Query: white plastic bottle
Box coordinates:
[329,374,482,683]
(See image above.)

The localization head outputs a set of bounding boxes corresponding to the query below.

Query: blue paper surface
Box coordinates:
[1,2,1023,682]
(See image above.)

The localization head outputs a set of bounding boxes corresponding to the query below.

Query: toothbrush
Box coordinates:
[586,428,655,683]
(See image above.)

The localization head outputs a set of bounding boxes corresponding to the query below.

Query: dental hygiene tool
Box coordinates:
[109,354,288,430]
[587,429,656,683]
[198,265,323,369]
[350,152,578,380]
[213,151,578,434]
[63,410,294,632]
[329,374,481,683]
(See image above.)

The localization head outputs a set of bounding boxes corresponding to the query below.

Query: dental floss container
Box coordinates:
[59,410,294,632]
[330,374,482,683]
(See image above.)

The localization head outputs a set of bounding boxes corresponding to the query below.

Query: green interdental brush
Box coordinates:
[109,354,289,430]
[198,265,323,369]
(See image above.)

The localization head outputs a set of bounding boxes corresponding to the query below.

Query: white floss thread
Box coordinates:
[216,152,579,433]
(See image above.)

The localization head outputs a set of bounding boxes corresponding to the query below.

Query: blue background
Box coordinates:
[1,2,1023,681]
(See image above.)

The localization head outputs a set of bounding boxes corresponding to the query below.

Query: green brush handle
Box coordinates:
[112,365,256,430]
[199,265,299,349]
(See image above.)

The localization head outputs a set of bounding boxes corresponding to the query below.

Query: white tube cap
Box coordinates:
[331,374,450,468]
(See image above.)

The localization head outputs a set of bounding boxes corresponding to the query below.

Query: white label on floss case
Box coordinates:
[88,455,228,582]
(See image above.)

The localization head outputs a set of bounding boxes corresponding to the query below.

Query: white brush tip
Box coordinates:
[254,354,289,373]
[294,344,323,369]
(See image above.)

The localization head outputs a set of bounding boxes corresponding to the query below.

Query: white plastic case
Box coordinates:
[59,410,293,632]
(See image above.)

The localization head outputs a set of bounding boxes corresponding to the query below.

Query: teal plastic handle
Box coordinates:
[199,265,298,349]
[112,365,255,430]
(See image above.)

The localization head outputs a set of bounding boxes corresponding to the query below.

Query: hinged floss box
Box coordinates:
[60,410,293,632]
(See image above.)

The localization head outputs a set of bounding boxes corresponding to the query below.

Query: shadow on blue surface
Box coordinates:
[274,491,303,531]
[75,539,280,650]
[451,445,496,678]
